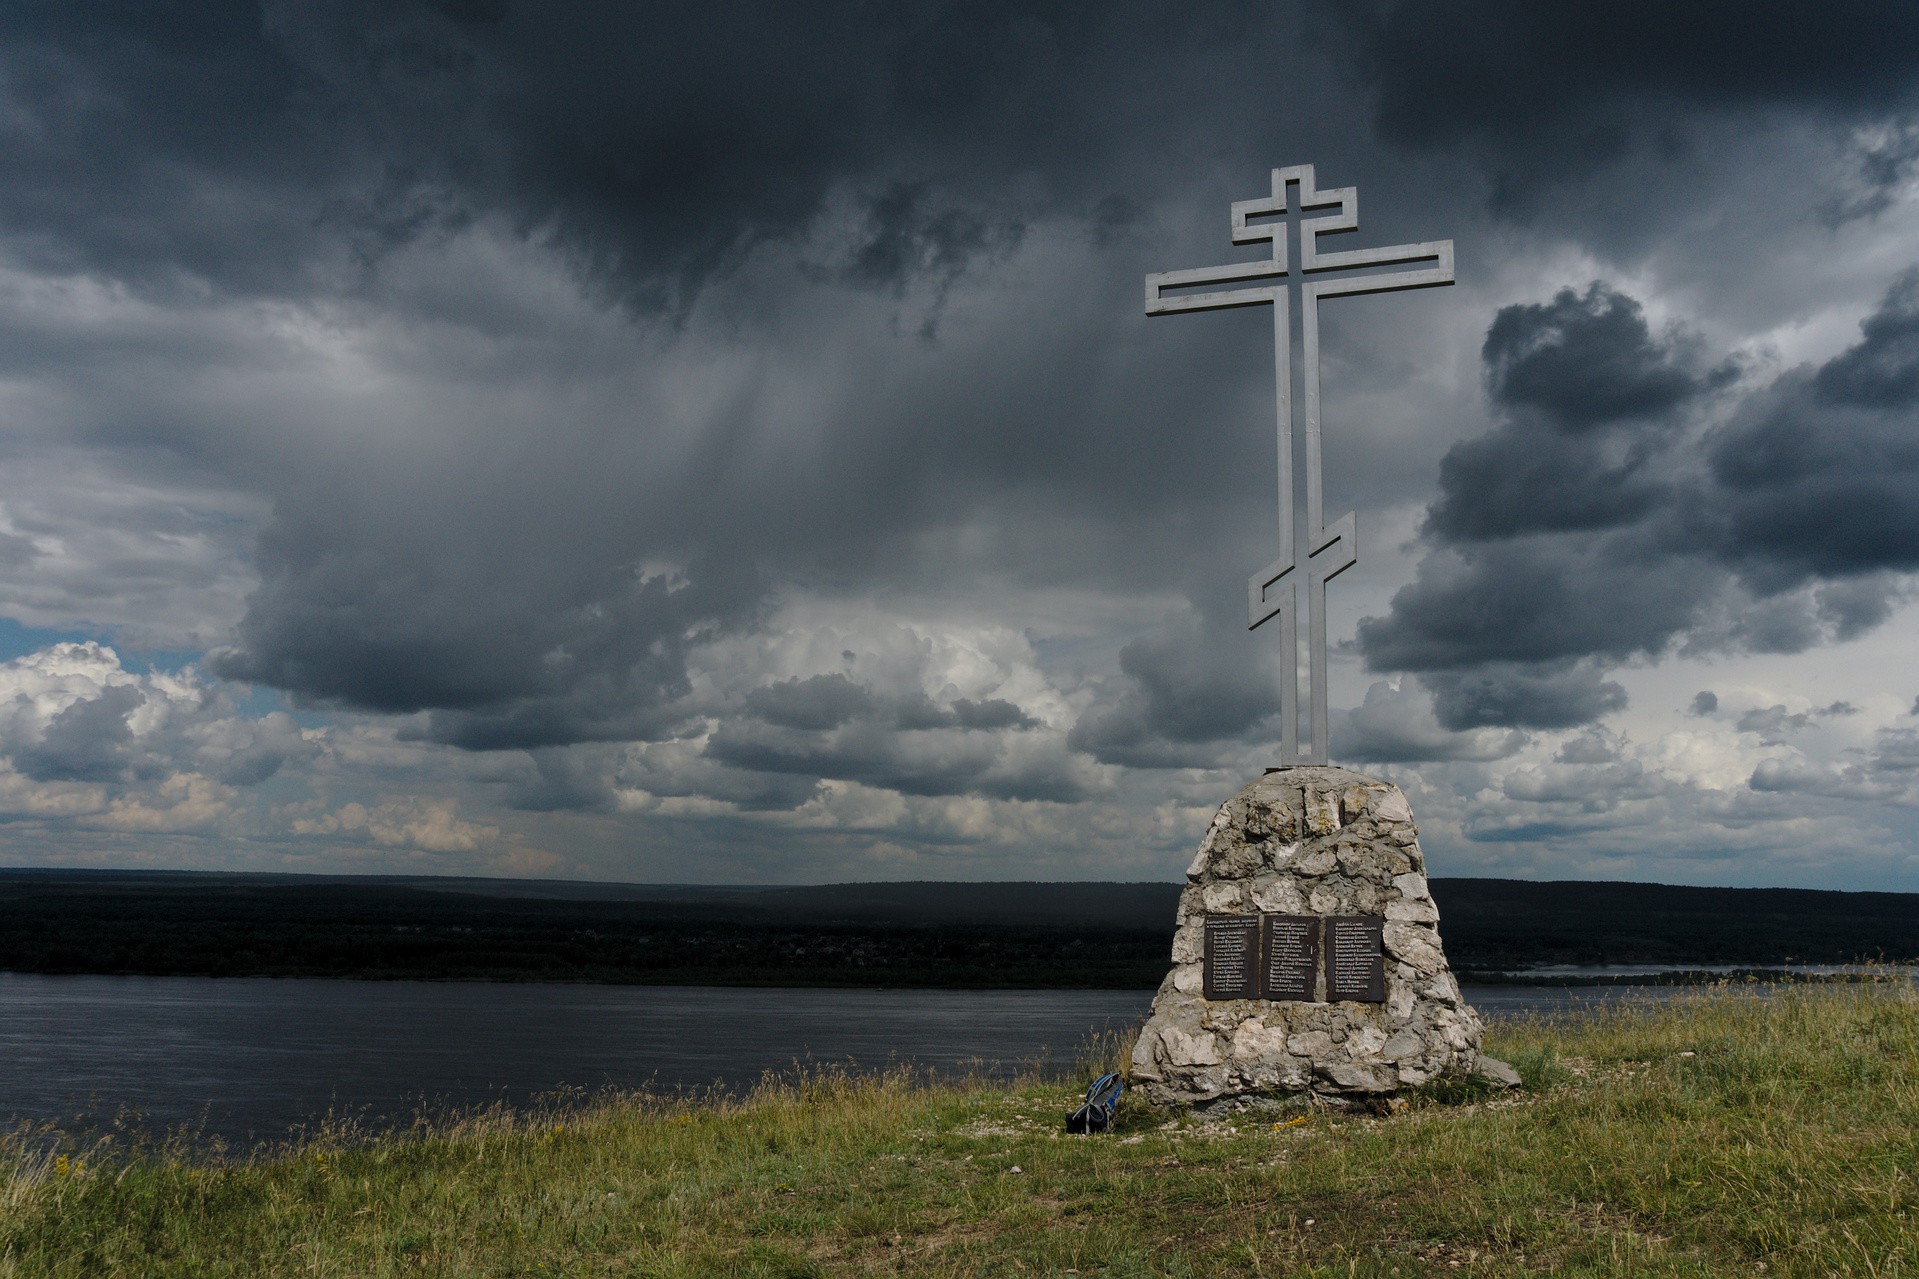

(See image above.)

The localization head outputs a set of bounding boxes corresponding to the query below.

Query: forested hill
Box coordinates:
[1429,878,1919,970]
[0,871,1914,988]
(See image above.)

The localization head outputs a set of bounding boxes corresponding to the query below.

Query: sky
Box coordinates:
[3,1,1919,889]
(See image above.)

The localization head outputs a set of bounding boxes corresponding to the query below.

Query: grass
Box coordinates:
[3,979,1917,1277]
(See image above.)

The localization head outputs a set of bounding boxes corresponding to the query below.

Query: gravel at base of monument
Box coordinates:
[1132,765,1511,1106]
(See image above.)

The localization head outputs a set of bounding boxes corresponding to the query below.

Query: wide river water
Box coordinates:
[0,972,1715,1147]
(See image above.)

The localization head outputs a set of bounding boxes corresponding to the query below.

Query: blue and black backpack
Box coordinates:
[1065,1072,1124,1134]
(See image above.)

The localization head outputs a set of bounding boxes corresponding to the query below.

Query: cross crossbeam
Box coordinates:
[1146,164,1453,764]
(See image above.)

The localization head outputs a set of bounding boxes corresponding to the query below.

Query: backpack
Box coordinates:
[1065,1072,1124,1134]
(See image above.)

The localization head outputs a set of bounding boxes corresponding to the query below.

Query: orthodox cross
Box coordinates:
[1147,164,1453,765]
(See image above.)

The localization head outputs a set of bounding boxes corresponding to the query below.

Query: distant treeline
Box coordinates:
[1433,877,1919,972]
[1,871,1915,988]
[0,875,1170,989]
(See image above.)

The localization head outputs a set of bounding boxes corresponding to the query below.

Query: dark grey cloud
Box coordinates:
[1361,272,1919,731]
[1423,662,1627,733]
[1424,284,1732,543]
[703,723,1077,803]
[1321,0,1919,205]
[511,746,623,814]
[836,182,1026,337]
[1823,123,1919,225]
[1067,611,1282,769]
[1553,729,1619,765]
[0,5,341,296]
[1735,701,1859,739]
[523,743,823,815]
[740,674,1038,738]
[1706,272,1919,581]
[1874,726,1919,772]
[199,712,315,787]
[952,698,1041,731]
[1358,538,1720,674]
[1738,705,1818,737]
[1748,751,1905,803]
[0,0,883,305]
[15,684,147,783]
[216,546,765,752]
[705,710,1085,804]
[1690,690,1718,716]
[0,1,1284,312]
[745,675,875,733]
[1482,284,1722,430]
[1333,679,1526,763]
[626,649,1081,806]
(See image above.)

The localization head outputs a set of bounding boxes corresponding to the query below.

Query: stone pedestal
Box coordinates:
[1130,765,1487,1106]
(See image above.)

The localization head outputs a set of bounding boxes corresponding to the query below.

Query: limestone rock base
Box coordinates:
[1130,766,1483,1106]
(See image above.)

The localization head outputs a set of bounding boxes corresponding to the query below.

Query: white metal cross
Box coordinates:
[1147,164,1453,764]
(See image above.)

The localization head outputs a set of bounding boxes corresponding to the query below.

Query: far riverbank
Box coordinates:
[6,871,1917,988]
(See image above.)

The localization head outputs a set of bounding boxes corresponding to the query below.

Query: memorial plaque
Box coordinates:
[1323,915,1386,1003]
[1258,914,1320,1001]
[1202,914,1259,1000]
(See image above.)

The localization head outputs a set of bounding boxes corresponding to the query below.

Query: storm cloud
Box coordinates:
[0,2,1917,885]
[0,1,1295,310]
[1360,274,1919,732]
[1324,0,1919,204]
[1067,608,1289,769]
[1707,272,1919,581]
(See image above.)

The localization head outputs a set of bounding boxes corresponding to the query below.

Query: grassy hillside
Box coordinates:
[3,979,1915,1276]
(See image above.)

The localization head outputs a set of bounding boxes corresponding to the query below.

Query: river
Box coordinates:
[0,971,1748,1148]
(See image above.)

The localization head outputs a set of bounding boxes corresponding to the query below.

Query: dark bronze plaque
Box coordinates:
[1323,915,1386,1003]
[1259,914,1320,1001]
[1202,915,1259,1000]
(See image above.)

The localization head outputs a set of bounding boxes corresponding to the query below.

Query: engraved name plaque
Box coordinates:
[1323,915,1387,1003]
[1259,914,1320,1001]
[1202,915,1260,1000]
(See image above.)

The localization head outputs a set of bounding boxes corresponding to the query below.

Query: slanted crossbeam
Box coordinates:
[1147,164,1453,764]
